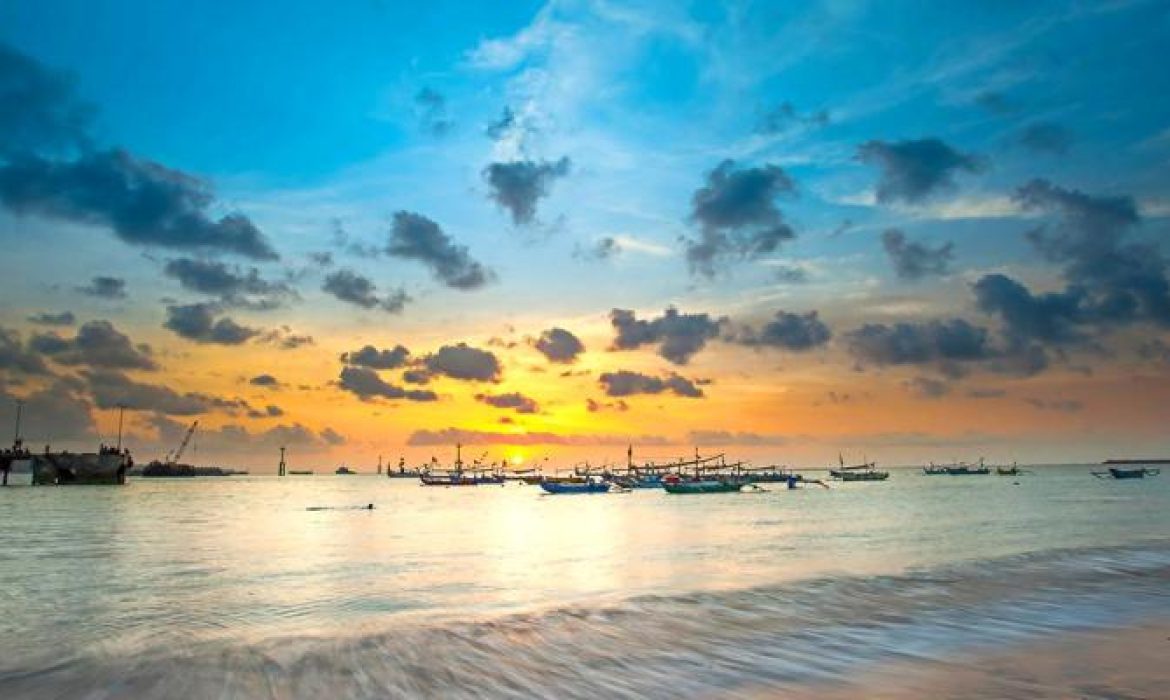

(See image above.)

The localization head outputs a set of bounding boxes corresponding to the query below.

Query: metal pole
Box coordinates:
[115,404,125,451]
[279,446,286,476]
[13,399,24,447]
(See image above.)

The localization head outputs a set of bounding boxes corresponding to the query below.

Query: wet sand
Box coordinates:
[775,621,1170,700]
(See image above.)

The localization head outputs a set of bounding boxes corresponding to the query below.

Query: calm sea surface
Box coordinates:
[1,466,1168,698]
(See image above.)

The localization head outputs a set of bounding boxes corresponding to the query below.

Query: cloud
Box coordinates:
[0,381,95,444]
[485,106,517,140]
[0,44,276,260]
[967,388,1007,399]
[321,269,410,313]
[0,42,93,156]
[482,157,570,225]
[773,264,809,283]
[856,138,983,204]
[610,307,724,365]
[385,211,492,290]
[574,236,621,262]
[75,276,126,299]
[414,87,453,136]
[731,310,831,351]
[29,320,156,370]
[685,159,797,276]
[337,366,437,402]
[257,327,314,350]
[247,404,284,419]
[422,343,502,382]
[845,318,994,368]
[163,303,259,345]
[249,374,280,388]
[406,427,673,446]
[0,327,50,375]
[1014,178,1169,327]
[476,391,539,413]
[534,327,584,363]
[26,310,75,326]
[1024,397,1083,412]
[0,149,278,259]
[973,273,1087,345]
[1016,122,1073,155]
[904,376,951,399]
[341,344,411,370]
[163,257,296,310]
[86,370,218,415]
[586,398,628,412]
[687,430,788,446]
[755,101,829,134]
[881,229,953,280]
[599,370,704,398]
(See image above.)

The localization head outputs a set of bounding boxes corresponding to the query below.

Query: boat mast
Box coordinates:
[114,403,125,451]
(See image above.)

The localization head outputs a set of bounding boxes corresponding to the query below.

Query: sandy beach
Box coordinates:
[776,622,1170,700]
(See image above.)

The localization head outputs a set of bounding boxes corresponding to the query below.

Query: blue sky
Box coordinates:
[1,0,1168,467]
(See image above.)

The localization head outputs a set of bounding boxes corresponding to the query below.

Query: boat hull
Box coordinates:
[662,480,745,494]
[539,481,611,494]
[30,453,129,485]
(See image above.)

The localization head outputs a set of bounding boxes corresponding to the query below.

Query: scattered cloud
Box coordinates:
[482,157,571,225]
[610,307,724,365]
[337,366,437,402]
[163,257,296,309]
[30,320,156,370]
[422,343,502,382]
[163,303,259,345]
[341,344,411,370]
[857,138,983,204]
[75,276,126,299]
[534,327,584,363]
[599,370,704,398]
[321,269,410,313]
[730,310,831,351]
[26,310,75,326]
[414,87,453,136]
[476,391,539,413]
[385,211,492,290]
[882,229,953,280]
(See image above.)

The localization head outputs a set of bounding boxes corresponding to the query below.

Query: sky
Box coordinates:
[0,0,1168,471]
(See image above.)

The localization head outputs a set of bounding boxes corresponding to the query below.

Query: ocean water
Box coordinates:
[1,466,1167,698]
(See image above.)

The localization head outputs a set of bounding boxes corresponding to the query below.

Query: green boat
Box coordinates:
[662,478,746,494]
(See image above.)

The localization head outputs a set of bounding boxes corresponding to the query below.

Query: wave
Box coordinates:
[3,540,1169,699]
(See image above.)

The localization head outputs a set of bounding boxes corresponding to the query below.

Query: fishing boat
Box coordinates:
[1093,466,1161,479]
[539,477,612,494]
[828,454,889,481]
[995,463,1026,476]
[662,476,746,494]
[924,460,989,475]
[335,466,355,475]
[418,444,505,486]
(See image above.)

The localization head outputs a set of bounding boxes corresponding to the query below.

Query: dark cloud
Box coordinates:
[0,149,278,259]
[482,157,570,225]
[857,138,983,204]
[337,366,437,402]
[845,319,994,368]
[685,159,797,276]
[610,307,724,365]
[249,374,280,388]
[967,388,1007,399]
[904,376,951,399]
[0,42,93,156]
[385,211,492,290]
[586,398,629,413]
[163,257,296,310]
[423,343,502,382]
[414,87,453,136]
[731,310,831,351]
[402,369,431,384]
[599,370,704,398]
[75,276,126,299]
[0,45,276,260]
[534,327,584,363]
[86,370,216,415]
[574,236,621,262]
[258,327,314,350]
[1024,397,1083,412]
[973,273,1087,345]
[341,344,411,370]
[164,303,259,345]
[0,381,95,445]
[755,102,829,134]
[30,320,156,370]
[27,310,75,326]
[476,391,539,413]
[247,404,284,419]
[688,430,788,446]
[773,264,809,284]
[0,327,50,375]
[485,106,516,140]
[322,269,410,313]
[1014,179,1169,327]
[1017,122,1073,155]
[882,229,953,280]
[308,251,334,267]
[407,427,672,447]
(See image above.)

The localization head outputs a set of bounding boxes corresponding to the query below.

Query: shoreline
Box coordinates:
[769,621,1170,699]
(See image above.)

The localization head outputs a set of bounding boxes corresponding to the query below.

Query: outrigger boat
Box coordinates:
[995,462,1027,476]
[924,459,990,475]
[829,454,889,481]
[659,451,755,494]
[418,445,505,486]
[1093,466,1161,479]
[539,477,613,494]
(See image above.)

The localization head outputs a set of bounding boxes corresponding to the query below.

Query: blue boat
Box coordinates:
[540,479,612,494]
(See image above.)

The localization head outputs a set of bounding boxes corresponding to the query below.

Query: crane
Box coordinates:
[168,420,199,465]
